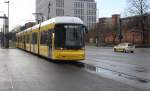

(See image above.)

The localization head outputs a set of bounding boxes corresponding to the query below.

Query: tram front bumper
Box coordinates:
[53,50,85,61]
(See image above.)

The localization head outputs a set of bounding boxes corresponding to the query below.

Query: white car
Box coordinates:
[114,43,135,53]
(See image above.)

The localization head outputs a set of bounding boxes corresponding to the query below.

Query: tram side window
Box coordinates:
[40,31,48,45]
[17,37,18,43]
[34,33,38,44]
[32,33,38,44]
[48,30,53,45]
[21,36,23,43]
[20,36,22,43]
[26,34,30,44]
[19,37,21,43]
[23,35,25,43]
[27,34,30,44]
[55,25,66,47]
[18,37,20,43]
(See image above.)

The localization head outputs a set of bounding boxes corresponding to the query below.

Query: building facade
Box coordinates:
[86,14,150,46]
[86,14,120,44]
[121,14,150,45]
[36,0,97,29]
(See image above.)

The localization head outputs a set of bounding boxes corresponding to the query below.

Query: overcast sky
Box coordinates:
[0,0,127,30]
[0,0,35,30]
[96,0,127,17]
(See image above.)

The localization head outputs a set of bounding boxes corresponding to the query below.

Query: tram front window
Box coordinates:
[55,24,85,49]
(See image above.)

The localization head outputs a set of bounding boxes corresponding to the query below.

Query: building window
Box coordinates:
[74,9,84,15]
[87,16,96,22]
[56,9,64,16]
[74,2,84,8]
[87,3,96,9]
[56,0,64,8]
[87,10,96,15]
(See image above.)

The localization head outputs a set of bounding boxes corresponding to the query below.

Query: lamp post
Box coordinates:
[4,1,9,48]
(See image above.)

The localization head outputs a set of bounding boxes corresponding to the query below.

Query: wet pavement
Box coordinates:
[84,46,150,90]
[0,48,147,91]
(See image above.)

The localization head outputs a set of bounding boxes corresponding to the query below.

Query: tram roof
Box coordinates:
[42,16,84,26]
[32,16,83,30]
[18,16,84,33]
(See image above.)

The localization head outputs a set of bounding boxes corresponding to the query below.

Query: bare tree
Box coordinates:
[127,0,150,44]
[127,0,149,15]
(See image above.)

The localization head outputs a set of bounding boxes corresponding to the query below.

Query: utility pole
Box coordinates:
[2,23,5,48]
[0,14,8,48]
[4,1,9,30]
[47,2,52,20]
[4,15,9,48]
[0,26,3,47]
[4,1,10,48]
[118,18,123,43]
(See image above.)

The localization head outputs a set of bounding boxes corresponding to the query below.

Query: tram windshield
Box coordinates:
[54,24,86,49]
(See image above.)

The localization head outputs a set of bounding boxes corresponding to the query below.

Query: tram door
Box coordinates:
[48,30,52,58]
[23,35,26,49]
[32,33,37,53]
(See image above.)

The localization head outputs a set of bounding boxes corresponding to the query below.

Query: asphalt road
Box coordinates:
[84,46,150,90]
[0,48,146,91]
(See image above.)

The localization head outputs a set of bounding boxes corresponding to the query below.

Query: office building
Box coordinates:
[36,0,97,29]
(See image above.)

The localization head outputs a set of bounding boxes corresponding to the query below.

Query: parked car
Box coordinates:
[114,43,135,53]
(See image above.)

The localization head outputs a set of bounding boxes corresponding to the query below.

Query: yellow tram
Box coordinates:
[16,16,87,61]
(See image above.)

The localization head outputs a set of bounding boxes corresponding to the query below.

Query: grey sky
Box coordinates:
[0,0,127,30]
[96,0,127,17]
[0,0,35,30]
